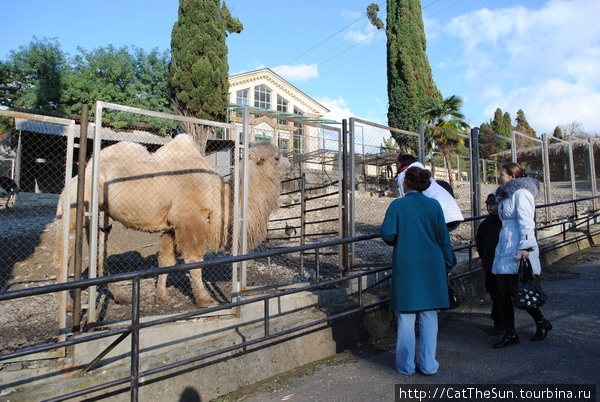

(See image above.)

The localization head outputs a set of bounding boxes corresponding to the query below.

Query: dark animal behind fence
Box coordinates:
[0,176,18,208]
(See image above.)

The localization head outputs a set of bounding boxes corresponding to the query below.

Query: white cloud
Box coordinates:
[272,64,319,82]
[445,0,600,133]
[231,62,265,76]
[423,16,441,41]
[316,96,389,150]
[344,21,380,44]
[341,9,362,19]
[316,96,355,123]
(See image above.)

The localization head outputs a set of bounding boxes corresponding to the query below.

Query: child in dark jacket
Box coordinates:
[476,193,503,334]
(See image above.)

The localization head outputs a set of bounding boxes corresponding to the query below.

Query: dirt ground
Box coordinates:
[0,181,594,352]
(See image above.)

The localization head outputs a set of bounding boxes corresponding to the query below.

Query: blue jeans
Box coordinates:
[396,310,439,375]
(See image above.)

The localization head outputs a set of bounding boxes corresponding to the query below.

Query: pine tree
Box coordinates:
[514,109,537,148]
[478,122,494,158]
[170,0,242,153]
[368,1,441,151]
[553,126,563,139]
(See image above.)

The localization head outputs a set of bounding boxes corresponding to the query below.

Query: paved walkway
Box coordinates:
[223,246,600,401]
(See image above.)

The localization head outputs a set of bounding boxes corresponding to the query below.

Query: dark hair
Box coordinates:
[501,162,525,178]
[404,167,431,192]
[436,179,455,198]
[485,193,497,205]
[397,154,418,170]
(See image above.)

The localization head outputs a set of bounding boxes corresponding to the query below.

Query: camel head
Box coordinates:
[248,143,291,180]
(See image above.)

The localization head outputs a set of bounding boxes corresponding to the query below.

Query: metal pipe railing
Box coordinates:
[2,195,600,400]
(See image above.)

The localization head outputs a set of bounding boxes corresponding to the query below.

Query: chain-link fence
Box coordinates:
[513,131,548,222]
[477,127,512,215]
[67,103,249,327]
[546,136,577,219]
[347,118,421,269]
[229,107,343,288]
[3,104,600,351]
[0,111,76,352]
[571,138,595,216]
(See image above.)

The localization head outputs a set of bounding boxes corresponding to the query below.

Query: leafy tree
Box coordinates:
[560,121,587,139]
[62,45,174,133]
[170,0,243,153]
[421,95,469,185]
[553,126,563,139]
[367,1,441,151]
[381,135,399,153]
[1,37,66,112]
[0,60,16,108]
[478,121,497,160]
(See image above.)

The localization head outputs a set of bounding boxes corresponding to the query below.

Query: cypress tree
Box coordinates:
[170,0,242,153]
[514,109,537,148]
[489,108,512,152]
[553,125,563,139]
[368,1,441,150]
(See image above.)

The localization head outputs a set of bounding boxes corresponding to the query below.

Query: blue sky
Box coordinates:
[1,0,599,135]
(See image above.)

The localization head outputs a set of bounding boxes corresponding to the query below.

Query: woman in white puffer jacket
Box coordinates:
[492,162,552,349]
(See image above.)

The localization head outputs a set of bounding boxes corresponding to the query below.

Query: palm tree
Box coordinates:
[421,95,470,186]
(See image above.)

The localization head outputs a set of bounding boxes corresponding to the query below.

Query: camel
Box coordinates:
[53,134,290,307]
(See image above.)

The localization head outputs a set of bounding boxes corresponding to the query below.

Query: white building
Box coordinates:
[228,68,332,156]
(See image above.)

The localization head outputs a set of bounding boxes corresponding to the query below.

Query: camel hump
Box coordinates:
[156,134,201,158]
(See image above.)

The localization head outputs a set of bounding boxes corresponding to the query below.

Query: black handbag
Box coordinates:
[512,257,547,309]
[447,279,461,309]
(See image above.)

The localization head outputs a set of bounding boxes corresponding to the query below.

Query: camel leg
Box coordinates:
[187,262,215,308]
[156,232,177,304]
[97,214,130,304]
[170,210,216,306]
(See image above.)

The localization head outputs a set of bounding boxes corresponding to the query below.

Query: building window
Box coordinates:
[236,88,249,117]
[293,106,304,153]
[278,131,290,152]
[278,138,289,151]
[254,85,271,110]
[277,95,288,125]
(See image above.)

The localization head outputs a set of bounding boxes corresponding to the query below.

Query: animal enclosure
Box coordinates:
[2,104,600,353]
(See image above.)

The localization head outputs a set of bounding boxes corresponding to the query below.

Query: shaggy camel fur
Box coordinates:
[53,134,290,307]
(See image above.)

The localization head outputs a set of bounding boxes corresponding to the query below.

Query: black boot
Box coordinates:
[493,331,520,349]
[531,319,553,341]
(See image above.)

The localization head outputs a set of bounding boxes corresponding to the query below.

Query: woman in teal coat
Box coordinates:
[380,167,454,375]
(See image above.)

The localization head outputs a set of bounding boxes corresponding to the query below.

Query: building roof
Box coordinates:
[229,68,330,117]
[15,119,172,145]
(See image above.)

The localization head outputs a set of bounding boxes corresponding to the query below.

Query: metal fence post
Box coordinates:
[418,123,425,163]
[470,127,481,235]
[130,276,141,402]
[240,107,250,292]
[341,119,349,276]
[73,104,89,334]
[348,118,356,269]
[88,102,104,327]
[511,130,517,162]
[568,135,577,217]
[300,173,306,276]
[231,123,241,304]
[542,134,553,222]
[588,138,597,212]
